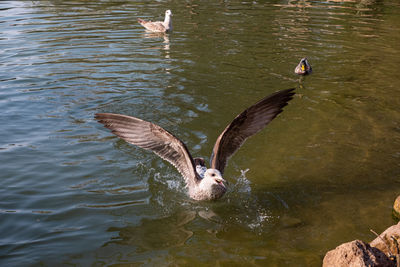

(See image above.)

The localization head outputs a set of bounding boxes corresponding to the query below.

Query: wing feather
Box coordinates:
[95,113,200,187]
[137,19,166,32]
[210,88,295,174]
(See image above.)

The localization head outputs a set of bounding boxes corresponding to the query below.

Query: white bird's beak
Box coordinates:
[215,177,227,187]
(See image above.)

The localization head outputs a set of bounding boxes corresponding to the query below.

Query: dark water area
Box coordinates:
[1,0,400,265]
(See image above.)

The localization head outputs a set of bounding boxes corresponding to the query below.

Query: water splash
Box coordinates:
[248,209,273,231]
[235,168,251,193]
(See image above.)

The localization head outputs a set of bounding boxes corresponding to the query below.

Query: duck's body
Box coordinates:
[138,10,172,33]
[295,58,312,75]
[95,88,295,201]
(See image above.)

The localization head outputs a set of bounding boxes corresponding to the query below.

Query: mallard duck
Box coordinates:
[295,58,312,75]
[137,10,172,33]
[95,88,295,201]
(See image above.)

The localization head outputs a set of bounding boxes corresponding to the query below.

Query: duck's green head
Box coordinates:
[295,58,312,75]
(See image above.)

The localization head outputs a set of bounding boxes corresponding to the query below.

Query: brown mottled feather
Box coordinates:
[137,10,172,33]
[137,18,167,32]
[95,113,201,187]
[210,88,295,174]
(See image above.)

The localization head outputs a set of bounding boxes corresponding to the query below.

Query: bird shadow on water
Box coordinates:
[101,169,292,254]
[104,209,196,253]
[141,32,170,52]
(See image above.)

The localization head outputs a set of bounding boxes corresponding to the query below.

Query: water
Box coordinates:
[1,0,400,265]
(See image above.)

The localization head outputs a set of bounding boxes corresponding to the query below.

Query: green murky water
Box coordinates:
[1,0,400,265]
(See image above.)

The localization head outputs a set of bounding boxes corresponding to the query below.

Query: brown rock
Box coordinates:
[323,240,394,267]
[371,221,400,256]
[393,195,400,220]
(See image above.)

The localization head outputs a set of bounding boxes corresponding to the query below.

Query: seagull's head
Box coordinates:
[165,10,172,17]
[200,169,227,199]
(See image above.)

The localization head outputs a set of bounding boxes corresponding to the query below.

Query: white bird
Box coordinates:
[95,88,295,201]
[137,10,173,33]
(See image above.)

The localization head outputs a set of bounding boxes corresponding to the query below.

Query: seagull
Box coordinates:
[95,88,295,201]
[137,10,173,33]
[295,58,312,75]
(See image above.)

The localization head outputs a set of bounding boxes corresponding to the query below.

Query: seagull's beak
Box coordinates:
[215,177,227,188]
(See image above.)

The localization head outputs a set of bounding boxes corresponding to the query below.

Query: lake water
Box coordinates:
[1,0,400,265]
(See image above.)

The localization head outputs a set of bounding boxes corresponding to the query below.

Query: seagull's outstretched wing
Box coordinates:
[95,113,201,187]
[210,88,295,174]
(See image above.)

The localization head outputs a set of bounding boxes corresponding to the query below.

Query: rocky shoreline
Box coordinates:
[323,196,400,266]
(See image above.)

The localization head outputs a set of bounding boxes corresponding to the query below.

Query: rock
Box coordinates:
[323,240,394,267]
[393,195,400,220]
[371,221,400,256]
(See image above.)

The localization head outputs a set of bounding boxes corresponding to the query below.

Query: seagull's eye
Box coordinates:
[211,173,215,177]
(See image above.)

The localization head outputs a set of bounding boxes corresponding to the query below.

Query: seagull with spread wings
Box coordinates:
[95,88,295,201]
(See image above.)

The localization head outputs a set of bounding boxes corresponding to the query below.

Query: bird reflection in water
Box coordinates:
[142,32,170,56]
[104,210,196,252]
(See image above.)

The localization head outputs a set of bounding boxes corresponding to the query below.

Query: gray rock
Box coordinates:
[323,240,394,267]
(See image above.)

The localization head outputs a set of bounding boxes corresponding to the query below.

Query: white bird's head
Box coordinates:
[198,169,227,200]
[165,10,172,17]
